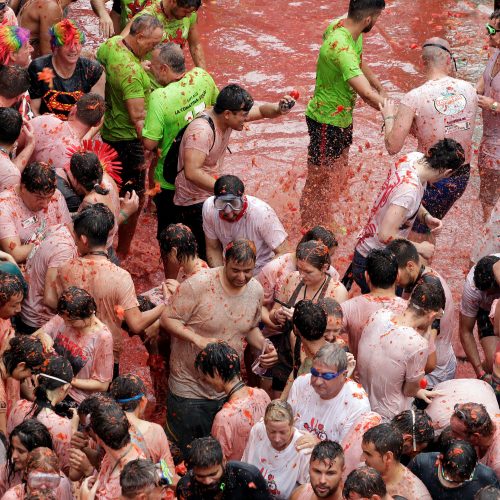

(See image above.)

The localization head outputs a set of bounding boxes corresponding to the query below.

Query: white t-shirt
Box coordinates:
[357,309,428,421]
[202,195,288,275]
[356,152,425,257]
[241,420,310,500]
[287,375,370,443]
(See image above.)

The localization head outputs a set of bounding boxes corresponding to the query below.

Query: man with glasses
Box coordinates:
[358,282,445,421]
[174,84,293,260]
[408,440,499,499]
[450,402,500,478]
[477,10,500,221]
[381,37,477,248]
[203,175,288,275]
[287,343,370,452]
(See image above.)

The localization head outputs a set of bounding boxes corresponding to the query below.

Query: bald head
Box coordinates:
[422,37,452,68]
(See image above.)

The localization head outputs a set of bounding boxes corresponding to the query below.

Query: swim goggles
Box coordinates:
[486,24,498,36]
[214,195,244,211]
[310,366,345,381]
[422,43,458,72]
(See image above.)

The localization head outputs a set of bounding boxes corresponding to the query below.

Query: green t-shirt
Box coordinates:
[306,19,363,128]
[142,68,219,190]
[96,36,151,142]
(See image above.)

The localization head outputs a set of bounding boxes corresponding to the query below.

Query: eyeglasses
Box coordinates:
[310,366,345,381]
[422,43,458,72]
[440,462,476,484]
[214,196,243,211]
[411,409,417,452]
[486,24,498,36]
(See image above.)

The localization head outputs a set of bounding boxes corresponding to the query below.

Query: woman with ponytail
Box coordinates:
[7,356,75,475]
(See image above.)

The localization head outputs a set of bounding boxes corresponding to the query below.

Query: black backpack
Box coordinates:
[162,114,216,185]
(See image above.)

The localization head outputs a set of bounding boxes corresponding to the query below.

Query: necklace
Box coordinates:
[226,381,245,400]
[87,250,108,259]
[303,276,327,301]
[108,444,133,480]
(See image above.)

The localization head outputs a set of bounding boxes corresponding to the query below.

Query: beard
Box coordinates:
[312,482,340,498]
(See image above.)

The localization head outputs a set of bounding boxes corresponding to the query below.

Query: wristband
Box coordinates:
[491,101,498,112]
[383,115,395,121]
[120,209,129,224]
[478,370,487,380]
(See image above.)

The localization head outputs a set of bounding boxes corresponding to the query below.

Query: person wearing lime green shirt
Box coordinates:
[142,42,218,247]
[300,0,388,228]
[96,14,164,258]
[122,0,205,69]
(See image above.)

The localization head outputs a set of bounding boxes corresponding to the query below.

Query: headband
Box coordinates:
[116,393,144,403]
[38,373,69,385]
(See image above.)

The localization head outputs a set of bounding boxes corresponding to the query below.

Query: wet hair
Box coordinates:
[348,0,386,21]
[120,459,157,498]
[195,341,241,383]
[313,342,347,372]
[158,223,197,262]
[90,399,131,450]
[362,423,403,461]
[26,447,60,474]
[72,202,115,247]
[187,436,223,469]
[75,93,105,127]
[214,174,244,197]
[27,356,74,419]
[438,425,456,452]
[3,335,44,376]
[7,420,53,481]
[490,9,500,22]
[296,240,331,270]
[408,281,445,315]
[0,107,22,144]
[310,440,344,465]
[0,271,25,306]
[109,374,147,412]
[293,300,327,341]
[155,41,185,73]
[474,255,500,291]
[176,0,201,8]
[78,392,112,417]
[0,65,30,99]
[392,410,434,446]
[57,286,97,319]
[300,226,338,251]
[452,403,494,437]
[21,162,56,196]
[130,14,163,36]
[49,19,85,51]
[70,152,109,195]
[213,84,254,114]
[474,485,500,500]
[343,466,387,498]
[264,399,294,426]
[441,440,477,481]
[366,248,398,289]
[225,239,256,264]
[386,238,420,268]
[317,297,343,319]
[424,138,465,172]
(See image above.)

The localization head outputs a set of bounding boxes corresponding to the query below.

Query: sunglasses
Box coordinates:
[486,24,498,36]
[422,43,458,72]
[310,366,345,381]
[214,196,243,211]
[440,462,476,484]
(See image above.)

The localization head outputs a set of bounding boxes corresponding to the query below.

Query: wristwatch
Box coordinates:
[492,101,499,112]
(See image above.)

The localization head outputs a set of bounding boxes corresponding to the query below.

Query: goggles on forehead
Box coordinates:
[214,195,243,211]
[486,23,498,36]
[422,43,458,72]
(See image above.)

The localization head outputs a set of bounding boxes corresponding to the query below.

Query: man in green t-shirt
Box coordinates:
[96,14,163,258]
[121,0,205,69]
[301,0,388,228]
[142,42,218,248]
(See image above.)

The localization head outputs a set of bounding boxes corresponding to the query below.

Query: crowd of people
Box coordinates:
[0,0,498,497]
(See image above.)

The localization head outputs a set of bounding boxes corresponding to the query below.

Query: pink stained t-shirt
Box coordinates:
[203,195,288,275]
[425,378,499,434]
[388,466,432,500]
[57,257,139,361]
[166,267,263,400]
[0,8,17,26]
[356,152,425,258]
[0,153,20,192]
[401,76,478,164]
[129,421,175,471]
[0,187,71,244]
[211,387,271,461]
[341,294,407,359]
[341,411,382,480]
[7,399,73,474]
[40,314,114,403]
[357,309,429,421]
[21,224,77,328]
[480,49,500,169]
[174,112,232,206]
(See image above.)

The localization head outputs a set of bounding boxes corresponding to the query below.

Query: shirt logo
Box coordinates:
[434,92,467,116]
[304,418,328,441]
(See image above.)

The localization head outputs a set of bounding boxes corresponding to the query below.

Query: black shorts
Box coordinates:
[112,0,121,14]
[153,188,176,240]
[103,138,146,197]
[477,307,495,339]
[306,115,353,167]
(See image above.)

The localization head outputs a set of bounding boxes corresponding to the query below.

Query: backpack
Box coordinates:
[163,114,216,185]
